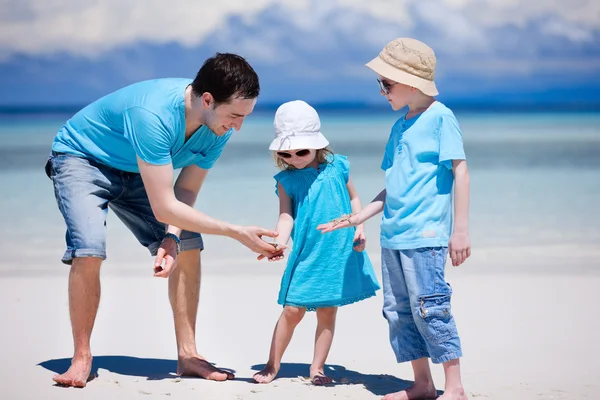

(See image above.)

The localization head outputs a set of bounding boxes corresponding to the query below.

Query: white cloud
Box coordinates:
[0,0,598,59]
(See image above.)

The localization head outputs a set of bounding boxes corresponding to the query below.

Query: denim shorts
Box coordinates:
[381,247,462,364]
[45,152,204,264]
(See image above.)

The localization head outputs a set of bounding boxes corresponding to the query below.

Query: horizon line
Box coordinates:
[1,101,599,115]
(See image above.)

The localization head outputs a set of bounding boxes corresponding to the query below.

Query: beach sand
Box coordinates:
[1,239,599,400]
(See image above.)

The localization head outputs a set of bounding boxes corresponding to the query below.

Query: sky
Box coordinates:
[0,0,599,107]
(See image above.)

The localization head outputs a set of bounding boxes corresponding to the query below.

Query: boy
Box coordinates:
[318,38,471,400]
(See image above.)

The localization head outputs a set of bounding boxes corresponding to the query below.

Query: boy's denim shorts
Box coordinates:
[381,247,462,364]
[45,152,204,265]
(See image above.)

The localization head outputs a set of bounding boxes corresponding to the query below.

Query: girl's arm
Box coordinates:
[317,188,386,233]
[259,182,294,261]
[449,159,471,266]
[347,177,366,251]
[274,182,294,247]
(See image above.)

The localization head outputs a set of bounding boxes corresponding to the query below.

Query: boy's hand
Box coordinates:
[449,232,471,267]
[353,228,366,252]
[317,214,359,233]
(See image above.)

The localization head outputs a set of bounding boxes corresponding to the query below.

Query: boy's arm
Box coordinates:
[317,189,386,233]
[449,159,471,266]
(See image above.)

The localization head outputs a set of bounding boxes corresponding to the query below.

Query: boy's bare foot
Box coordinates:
[177,355,234,381]
[310,372,333,386]
[383,381,437,400]
[253,364,279,384]
[52,355,93,388]
[438,386,467,400]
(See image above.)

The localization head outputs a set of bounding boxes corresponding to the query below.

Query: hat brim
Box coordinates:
[366,56,439,97]
[269,132,329,151]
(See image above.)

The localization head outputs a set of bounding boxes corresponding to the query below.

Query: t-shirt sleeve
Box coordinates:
[274,171,293,199]
[438,113,466,169]
[123,107,175,165]
[381,129,397,171]
[334,154,350,183]
[195,131,232,169]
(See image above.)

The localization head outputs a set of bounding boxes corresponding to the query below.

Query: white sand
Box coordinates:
[1,244,599,400]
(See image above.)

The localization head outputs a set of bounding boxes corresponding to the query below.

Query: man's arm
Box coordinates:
[153,165,207,277]
[165,165,208,238]
[449,159,471,266]
[137,158,279,257]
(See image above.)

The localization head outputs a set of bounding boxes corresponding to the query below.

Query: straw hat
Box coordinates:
[366,37,439,96]
[269,100,329,151]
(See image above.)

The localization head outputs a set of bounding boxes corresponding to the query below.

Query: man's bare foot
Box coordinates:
[438,386,467,400]
[383,381,437,400]
[177,356,234,381]
[52,355,93,388]
[253,364,279,384]
[310,371,333,386]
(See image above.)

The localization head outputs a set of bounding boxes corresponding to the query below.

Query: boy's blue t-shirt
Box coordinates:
[380,101,466,250]
[52,78,232,173]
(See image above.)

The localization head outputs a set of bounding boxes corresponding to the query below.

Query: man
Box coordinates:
[45,53,282,388]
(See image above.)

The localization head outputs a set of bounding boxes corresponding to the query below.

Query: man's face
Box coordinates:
[205,96,257,135]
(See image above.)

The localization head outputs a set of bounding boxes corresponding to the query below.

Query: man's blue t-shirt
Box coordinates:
[52,78,232,173]
[380,101,466,250]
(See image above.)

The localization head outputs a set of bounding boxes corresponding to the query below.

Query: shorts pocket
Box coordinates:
[417,293,453,343]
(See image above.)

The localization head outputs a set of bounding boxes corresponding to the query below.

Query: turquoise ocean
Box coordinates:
[1,110,599,276]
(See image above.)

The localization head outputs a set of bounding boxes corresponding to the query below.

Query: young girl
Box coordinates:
[253,100,380,385]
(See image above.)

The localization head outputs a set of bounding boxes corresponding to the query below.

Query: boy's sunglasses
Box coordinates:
[276,149,311,159]
[377,79,398,95]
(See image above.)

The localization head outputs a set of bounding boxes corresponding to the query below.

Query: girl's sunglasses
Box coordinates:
[276,149,311,159]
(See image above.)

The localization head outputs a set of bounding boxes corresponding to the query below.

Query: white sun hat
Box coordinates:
[269,100,330,151]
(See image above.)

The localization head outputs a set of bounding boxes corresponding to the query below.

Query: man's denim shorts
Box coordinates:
[45,152,204,264]
[381,247,462,364]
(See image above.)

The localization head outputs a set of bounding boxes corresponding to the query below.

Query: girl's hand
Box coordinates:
[353,229,366,252]
[317,214,359,233]
[256,243,288,262]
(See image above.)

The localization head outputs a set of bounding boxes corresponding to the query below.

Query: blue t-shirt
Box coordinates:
[52,78,232,173]
[380,101,466,250]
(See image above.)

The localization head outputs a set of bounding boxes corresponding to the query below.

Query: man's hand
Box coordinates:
[235,226,283,258]
[353,228,366,252]
[153,237,178,277]
[449,232,471,267]
[317,214,360,233]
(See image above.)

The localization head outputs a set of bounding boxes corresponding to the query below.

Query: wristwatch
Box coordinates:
[163,233,181,254]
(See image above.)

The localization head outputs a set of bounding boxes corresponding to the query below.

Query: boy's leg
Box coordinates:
[400,248,464,398]
[45,153,117,387]
[254,306,306,383]
[310,307,337,385]
[109,175,231,380]
[439,358,467,400]
[381,248,437,399]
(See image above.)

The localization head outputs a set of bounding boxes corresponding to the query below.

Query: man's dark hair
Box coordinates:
[191,53,260,104]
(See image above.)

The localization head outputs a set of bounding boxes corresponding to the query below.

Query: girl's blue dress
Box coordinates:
[274,154,380,310]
